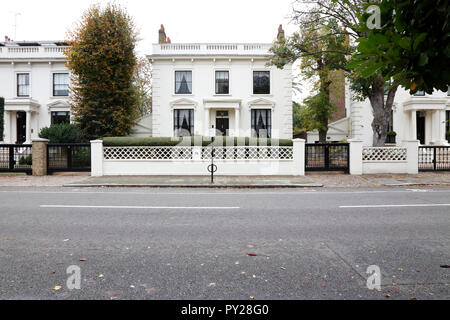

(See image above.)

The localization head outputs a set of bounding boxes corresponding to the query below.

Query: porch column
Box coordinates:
[3,111,11,143]
[204,108,210,136]
[25,111,32,144]
[410,110,417,142]
[234,108,240,137]
[439,110,448,145]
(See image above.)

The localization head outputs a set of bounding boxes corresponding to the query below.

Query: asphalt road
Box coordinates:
[0,186,449,300]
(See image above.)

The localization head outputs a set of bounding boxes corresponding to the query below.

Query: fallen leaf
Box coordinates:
[63,239,69,242]
[440,265,450,269]
[208,283,216,287]
[385,293,391,298]
[280,267,286,270]
[355,265,360,268]
[53,286,62,291]
[105,291,119,297]
[130,285,135,288]
[397,267,404,272]
[410,297,419,301]
[247,245,254,249]
[99,274,104,278]
[78,258,87,262]
[250,296,254,300]
[247,253,258,257]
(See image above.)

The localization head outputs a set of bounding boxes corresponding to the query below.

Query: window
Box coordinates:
[446,111,450,139]
[17,73,30,97]
[251,109,271,138]
[174,109,194,136]
[53,73,69,96]
[51,111,70,125]
[175,71,192,94]
[447,85,450,96]
[215,71,229,94]
[414,91,425,96]
[253,71,270,94]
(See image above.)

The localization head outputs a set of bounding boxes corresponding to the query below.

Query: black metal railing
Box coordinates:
[419,146,450,171]
[47,143,91,172]
[0,144,33,173]
[305,143,350,173]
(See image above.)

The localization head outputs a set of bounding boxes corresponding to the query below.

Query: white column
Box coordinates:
[402,140,419,174]
[3,111,11,143]
[292,138,305,176]
[204,108,210,136]
[348,139,363,175]
[90,140,104,177]
[410,110,417,141]
[25,111,31,144]
[439,110,448,145]
[234,108,240,137]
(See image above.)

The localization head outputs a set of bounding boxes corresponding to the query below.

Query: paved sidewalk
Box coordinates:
[62,172,450,188]
[1,172,450,188]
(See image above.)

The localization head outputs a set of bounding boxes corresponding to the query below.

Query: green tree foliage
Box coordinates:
[0,97,4,141]
[65,3,139,140]
[299,92,336,133]
[39,123,83,143]
[133,57,152,118]
[270,4,350,141]
[350,0,450,94]
[292,101,305,135]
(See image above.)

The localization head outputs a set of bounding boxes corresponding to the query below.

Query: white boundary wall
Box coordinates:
[349,140,419,175]
[90,139,305,176]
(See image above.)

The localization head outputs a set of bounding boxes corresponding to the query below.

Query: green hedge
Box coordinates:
[102,136,293,147]
[0,97,4,141]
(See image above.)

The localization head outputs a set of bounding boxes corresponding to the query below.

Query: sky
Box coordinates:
[1,0,309,101]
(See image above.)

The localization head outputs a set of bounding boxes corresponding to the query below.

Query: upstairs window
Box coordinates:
[253,71,270,94]
[175,71,192,94]
[51,111,70,125]
[174,109,194,136]
[414,90,425,96]
[53,73,69,96]
[215,71,229,94]
[251,109,271,138]
[17,73,30,97]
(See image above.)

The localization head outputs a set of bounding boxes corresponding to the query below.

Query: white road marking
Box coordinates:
[340,204,450,209]
[40,205,240,210]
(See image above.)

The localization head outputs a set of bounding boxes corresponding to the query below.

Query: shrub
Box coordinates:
[39,124,83,143]
[387,131,397,136]
[19,154,32,166]
[102,136,293,147]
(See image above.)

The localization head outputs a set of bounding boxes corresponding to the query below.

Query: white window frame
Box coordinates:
[51,72,70,97]
[172,107,195,137]
[251,68,272,96]
[16,72,31,98]
[213,68,231,96]
[173,69,193,96]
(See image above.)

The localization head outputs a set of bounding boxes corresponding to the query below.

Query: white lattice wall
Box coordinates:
[362,147,407,162]
[104,146,293,161]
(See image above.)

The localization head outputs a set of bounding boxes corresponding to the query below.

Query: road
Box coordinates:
[0,186,449,300]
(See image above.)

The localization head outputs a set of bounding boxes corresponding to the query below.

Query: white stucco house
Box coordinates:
[0,40,71,144]
[307,84,450,146]
[148,25,293,139]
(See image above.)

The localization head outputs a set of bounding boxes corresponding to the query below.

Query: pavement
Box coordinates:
[0,186,449,300]
[2,172,448,188]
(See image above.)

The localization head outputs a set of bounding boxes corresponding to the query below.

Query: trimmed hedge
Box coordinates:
[39,123,83,143]
[0,97,4,141]
[102,136,293,147]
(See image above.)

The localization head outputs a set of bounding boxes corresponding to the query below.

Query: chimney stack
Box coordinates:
[167,37,171,44]
[277,24,285,40]
[158,24,167,44]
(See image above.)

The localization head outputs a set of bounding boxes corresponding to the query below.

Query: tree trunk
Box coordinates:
[368,79,398,147]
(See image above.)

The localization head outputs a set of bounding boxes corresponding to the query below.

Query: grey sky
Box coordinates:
[2,0,309,101]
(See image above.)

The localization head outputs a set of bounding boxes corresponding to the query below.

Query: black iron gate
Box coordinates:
[0,144,33,174]
[305,143,350,173]
[47,143,91,173]
[419,146,450,171]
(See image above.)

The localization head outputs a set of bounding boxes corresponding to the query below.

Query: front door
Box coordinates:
[215,111,229,136]
[16,111,26,144]
[417,111,426,145]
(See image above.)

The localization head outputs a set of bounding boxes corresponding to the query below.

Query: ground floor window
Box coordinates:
[446,110,450,141]
[51,111,70,125]
[174,109,194,136]
[251,109,271,138]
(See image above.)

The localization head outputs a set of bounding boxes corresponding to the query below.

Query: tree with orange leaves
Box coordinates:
[65,3,139,140]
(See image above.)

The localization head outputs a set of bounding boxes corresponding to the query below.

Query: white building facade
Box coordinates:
[148,27,293,139]
[0,41,71,144]
[308,85,450,146]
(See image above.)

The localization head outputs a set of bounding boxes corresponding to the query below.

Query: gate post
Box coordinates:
[348,139,363,175]
[293,138,305,176]
[90,140,103,177]
[32,138,49,176]
[402,140,419,174]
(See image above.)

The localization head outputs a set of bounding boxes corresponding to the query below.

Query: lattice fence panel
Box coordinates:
[362,147,407,161]
[201,146,293,160]
[104,146,193,160]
